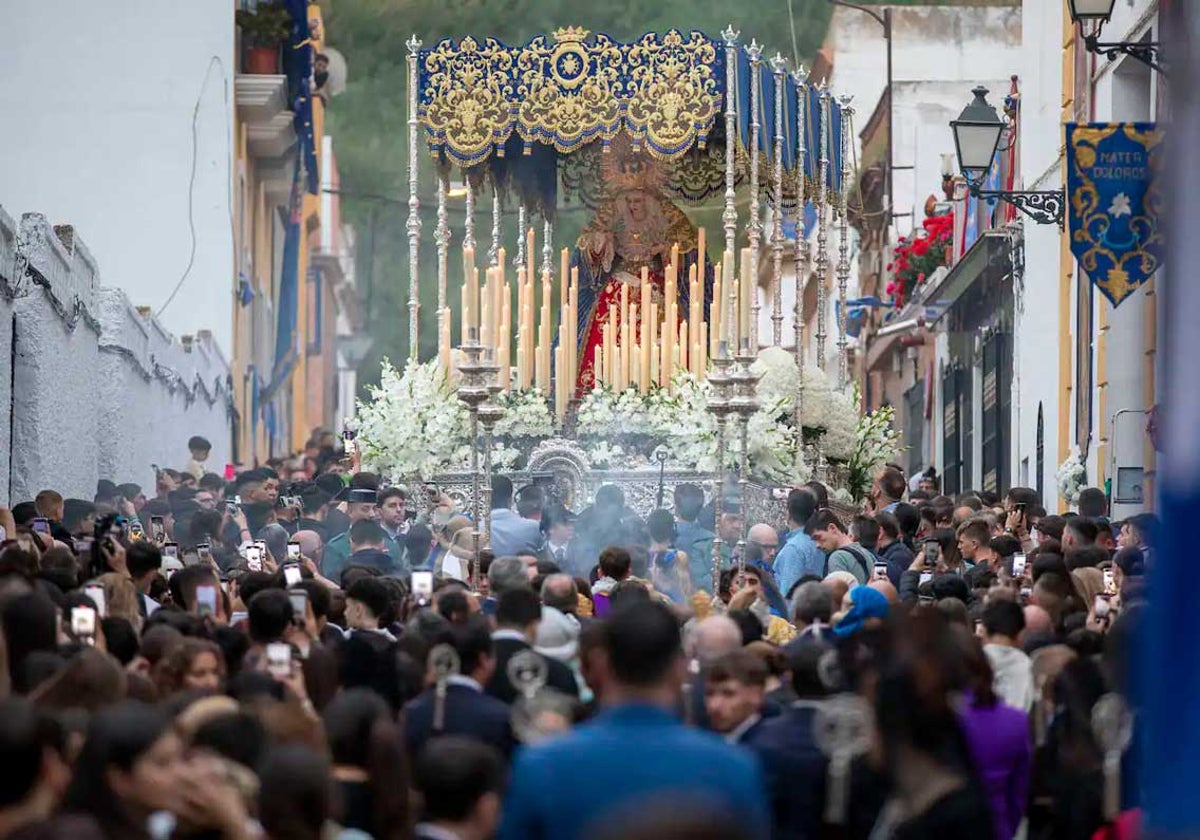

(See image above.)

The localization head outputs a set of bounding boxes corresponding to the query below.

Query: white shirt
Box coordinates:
[548,541,568,561]
[725,713,762,744]
[445,674,483,692]
[491,629,527,643]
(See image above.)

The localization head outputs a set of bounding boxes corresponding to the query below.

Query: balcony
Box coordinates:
[235,74,294,160]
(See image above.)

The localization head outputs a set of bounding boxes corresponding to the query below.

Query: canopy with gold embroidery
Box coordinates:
[416,27,841,202]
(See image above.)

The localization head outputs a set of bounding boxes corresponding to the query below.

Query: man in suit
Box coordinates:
[404,615,514,759]
[487,588,579,704]
[704,648,770,744]
[498,601,770,840]
[489,476,543,559]
[540,506,587,578]
[412,736,505,840]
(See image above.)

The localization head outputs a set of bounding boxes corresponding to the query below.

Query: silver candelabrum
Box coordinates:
[706,343,737,594]
[455,331,500,587]
[729,340,762,578]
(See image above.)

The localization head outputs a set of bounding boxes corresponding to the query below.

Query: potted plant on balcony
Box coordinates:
[236,3,293,75]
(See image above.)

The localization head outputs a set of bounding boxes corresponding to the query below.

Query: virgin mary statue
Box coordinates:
[570,150,709,393]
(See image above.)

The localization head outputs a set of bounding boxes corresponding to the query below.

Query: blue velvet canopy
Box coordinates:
[415,28,846,214]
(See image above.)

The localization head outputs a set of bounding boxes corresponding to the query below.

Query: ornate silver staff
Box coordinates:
[706,344,737,593]
[455,331,497,586]
[463,176,476,252]
[747,39,763,352]
[489,183,502,266]
[792,65,809,435]
[770,53,786,347]
[814,83,831,371]
[836,97,854,389]
[729,345,761,577]
[478,366,506,550]
[405,35,423,360]
[721,27,740,341]
[436,173,450,361]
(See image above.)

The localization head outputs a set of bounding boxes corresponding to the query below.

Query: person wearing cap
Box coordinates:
[322,488,403,580]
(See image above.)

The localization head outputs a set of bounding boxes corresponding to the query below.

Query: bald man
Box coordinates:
[684,615,743,730]
[868,579,900,606]
[1022,604,1054,648]
[293,529,324,564]
[747,523,781,571]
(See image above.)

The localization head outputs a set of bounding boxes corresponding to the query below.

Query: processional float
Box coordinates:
[401,27,857,589]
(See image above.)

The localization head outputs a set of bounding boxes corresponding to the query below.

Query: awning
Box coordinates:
[922,231,1012,324]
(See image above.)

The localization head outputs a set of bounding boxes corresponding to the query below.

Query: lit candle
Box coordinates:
[697,227,706,271]
[499,323,511,391]
[569,267,579,391]
[722,250,736,345]
[649,301,659,387]
[697,322,708,379]
[604,306,616,387]
[627,304,638,389]
[517,346,526,392]
[464,247,477,331]
[460,285,469,345]
[559,248,569,313]
[740,247,752,344]
[555,343,566,421]
[479,268,493,351]
[594,344,604,388]
[679,319,689,372]
[710,263,723,356]
[439,309,451,375]
[689,264,702,374]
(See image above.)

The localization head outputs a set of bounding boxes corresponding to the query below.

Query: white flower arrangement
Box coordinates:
[356,358,468,481]
[1056,446,1087,505]
[844,399,903,503]
[357,347,886,490]
[493,389,554,439]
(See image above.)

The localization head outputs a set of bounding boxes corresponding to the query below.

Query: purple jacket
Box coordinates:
[958,698,1033,840]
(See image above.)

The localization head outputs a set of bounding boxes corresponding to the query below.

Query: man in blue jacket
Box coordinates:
[498,601,770,840]
[773,488,825,597]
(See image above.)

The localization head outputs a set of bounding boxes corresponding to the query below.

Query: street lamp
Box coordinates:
[1066,0,1165,75]
[949,86,1065,227]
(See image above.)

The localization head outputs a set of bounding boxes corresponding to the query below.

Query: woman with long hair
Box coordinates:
[322,688,410,840]
[152,639,226,698]
[955,628,1034,840]
[60,702,186,838]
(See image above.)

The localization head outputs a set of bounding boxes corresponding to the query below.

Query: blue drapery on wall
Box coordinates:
[282,0,318,195]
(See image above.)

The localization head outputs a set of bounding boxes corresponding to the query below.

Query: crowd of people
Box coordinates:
[0,432,1150,839]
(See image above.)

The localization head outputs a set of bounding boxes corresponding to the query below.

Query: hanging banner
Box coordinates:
[1066,122,1165,307]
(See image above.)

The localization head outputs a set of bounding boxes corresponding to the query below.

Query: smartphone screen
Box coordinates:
[872,563,889,582]
[163,542,179,559]
[197,543,212,562]
[919,571,933,587]
[196,584,218,617]
[413,570,434,600]
[84,584,107,618]
[1094,593,1111,618]
[150,516,165,542]
[288,590,308,621]
[31,518,50,536]
[1011,553,1027,578]
[923,542,939,568]
[283,564,302,586]
[266,643,292,678]
[287,542,301,560]
[1103,568,1115,593]
[71,606,97,639]
[245,546,262,571]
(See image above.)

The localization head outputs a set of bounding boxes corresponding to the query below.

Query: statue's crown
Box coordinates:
[553,26,589,44]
